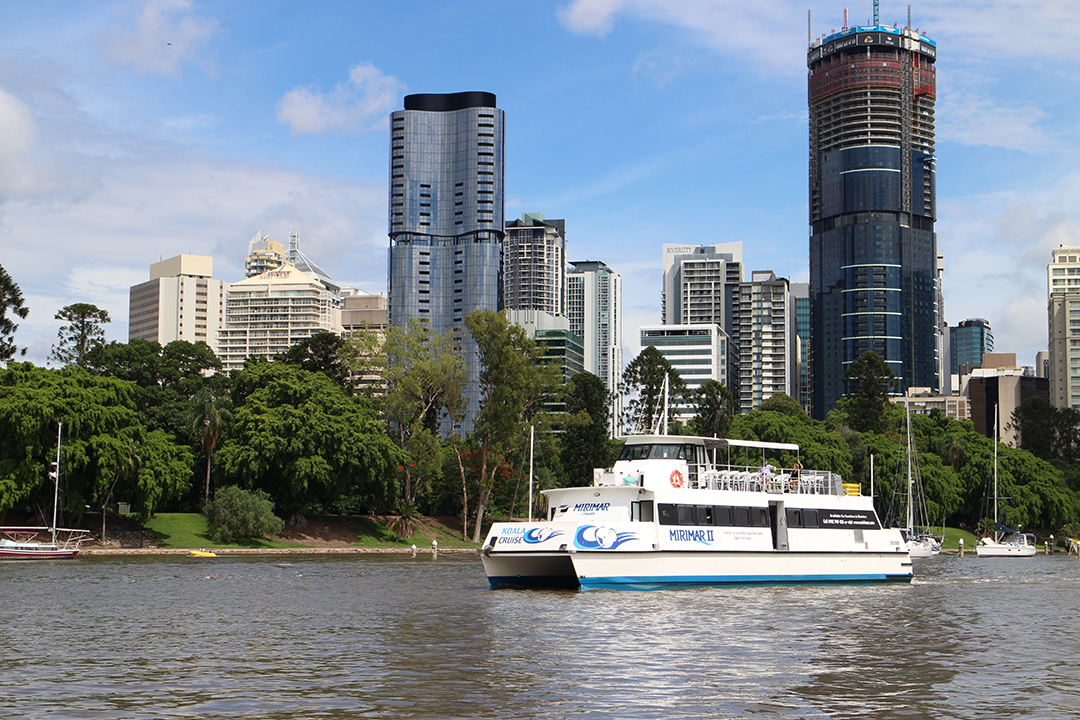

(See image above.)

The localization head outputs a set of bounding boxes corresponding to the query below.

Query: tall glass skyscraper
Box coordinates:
[808,20,939,418]
[387,92,505,432]
[950,318,993,375]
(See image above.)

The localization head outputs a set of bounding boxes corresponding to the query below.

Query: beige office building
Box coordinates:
[128,255,228,356]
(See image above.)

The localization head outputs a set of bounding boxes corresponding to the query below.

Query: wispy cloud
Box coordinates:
[277,63,406,135]
[101,0,218,77]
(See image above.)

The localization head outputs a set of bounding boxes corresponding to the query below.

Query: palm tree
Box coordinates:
[188,388,232,502]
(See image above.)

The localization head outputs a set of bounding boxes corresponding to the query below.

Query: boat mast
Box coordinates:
[527,425,534,522]
[906,401,914,534]
[993,403,999,543]
[51,422,62,543]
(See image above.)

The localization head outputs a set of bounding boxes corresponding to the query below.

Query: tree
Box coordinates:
[188,387,233,502]
[836,351,898,434]
[382,319,466,505]
[0,264,29,361]
[278,331,352,388]
[621,346,687,435]
[50,303,110,367]
[203,485,283,543]
[0,363,192,522]
[758,393,806,417]
[689,380,736,438]
[216,362,402,518]
[465,309,562,542]
[560,372,614,485]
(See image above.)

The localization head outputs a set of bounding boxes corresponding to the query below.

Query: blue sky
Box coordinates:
[3,0,1080,370]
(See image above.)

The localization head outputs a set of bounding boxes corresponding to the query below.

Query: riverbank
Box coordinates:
[80,545,475,556]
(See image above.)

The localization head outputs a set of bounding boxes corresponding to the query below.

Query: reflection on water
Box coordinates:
[1,553,1078,718]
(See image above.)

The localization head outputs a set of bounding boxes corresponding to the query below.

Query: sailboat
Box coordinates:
[889,403,942,558]
[0,423,92,559]
[976,405,1036,558]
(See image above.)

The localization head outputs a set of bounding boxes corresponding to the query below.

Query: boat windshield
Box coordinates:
[618,444,692,461]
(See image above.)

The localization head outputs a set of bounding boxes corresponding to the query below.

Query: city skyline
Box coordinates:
[2,1,1077,373]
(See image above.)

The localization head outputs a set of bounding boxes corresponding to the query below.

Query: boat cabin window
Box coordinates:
[619,444,653,461]
[677,505,695,525]
[618,443,697,461]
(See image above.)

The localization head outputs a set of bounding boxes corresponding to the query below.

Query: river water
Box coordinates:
[2,552,1078,719]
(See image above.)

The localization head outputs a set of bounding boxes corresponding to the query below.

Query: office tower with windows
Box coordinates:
[387,92,505,432]
[504,213,566,317]
[950,318,993,375]
[639,324,731,424]
[791,282,810,410]
[128,254,228,357]
[808,17,939,417]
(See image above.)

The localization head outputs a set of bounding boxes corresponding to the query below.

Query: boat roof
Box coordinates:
[619,435,800,452]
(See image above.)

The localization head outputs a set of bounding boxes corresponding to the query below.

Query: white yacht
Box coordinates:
[481,435,913,590]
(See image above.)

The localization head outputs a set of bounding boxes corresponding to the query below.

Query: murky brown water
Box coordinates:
[1,552,1078,718]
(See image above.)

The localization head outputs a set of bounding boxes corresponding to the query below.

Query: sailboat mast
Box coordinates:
[906,402,914,533]
[52,422,62,543]
[993,403,999,543]
[527,425,534,522]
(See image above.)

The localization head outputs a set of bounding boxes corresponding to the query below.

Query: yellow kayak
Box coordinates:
[189,550,217,557]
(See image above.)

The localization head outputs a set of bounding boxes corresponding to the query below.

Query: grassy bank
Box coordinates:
[144,513,478,550]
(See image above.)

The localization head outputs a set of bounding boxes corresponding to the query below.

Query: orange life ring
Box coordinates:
[670,469,684,488]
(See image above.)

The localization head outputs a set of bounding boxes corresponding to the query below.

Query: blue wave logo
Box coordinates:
[523,528,562,544]
[574,525,637,550]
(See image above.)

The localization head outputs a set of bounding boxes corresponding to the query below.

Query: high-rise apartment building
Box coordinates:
[1047,245,1080,409]
[950,318,993,375]
[808,18,939,418]
[128,254,228,357]
[568,260,622,431]
[218,264,341,374]
[387,92,505,432]
[661,243,743,330]
[504,213,566,317]
[244,233,288,278]
[736,272,798,413]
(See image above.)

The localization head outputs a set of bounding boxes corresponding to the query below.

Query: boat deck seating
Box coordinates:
[701,468,845,495]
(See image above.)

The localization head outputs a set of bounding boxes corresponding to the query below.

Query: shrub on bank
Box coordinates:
[203,486,283,543]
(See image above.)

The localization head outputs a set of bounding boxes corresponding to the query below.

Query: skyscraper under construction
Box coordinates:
[808,11,939,418]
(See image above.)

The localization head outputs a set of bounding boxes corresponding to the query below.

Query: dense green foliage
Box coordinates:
[0,363,192,523]
[0,264,29,361]
[216,361,402,518]
[2,311,1078,542]
[203,485,283,543]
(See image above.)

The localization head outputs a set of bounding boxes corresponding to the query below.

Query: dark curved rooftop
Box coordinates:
[404,92,497,112]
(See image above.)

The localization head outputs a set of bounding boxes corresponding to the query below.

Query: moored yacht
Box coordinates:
[481,435,912,590]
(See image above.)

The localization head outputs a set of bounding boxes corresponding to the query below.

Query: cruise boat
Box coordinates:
[481,435,912,590]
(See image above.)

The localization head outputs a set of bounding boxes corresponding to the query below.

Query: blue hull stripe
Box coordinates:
[578,573,911,590]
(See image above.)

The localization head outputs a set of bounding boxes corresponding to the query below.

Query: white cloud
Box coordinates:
[557,0,626,35]
[102,0,217,77]
[277,63,406,135]
[0,87,40,197]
